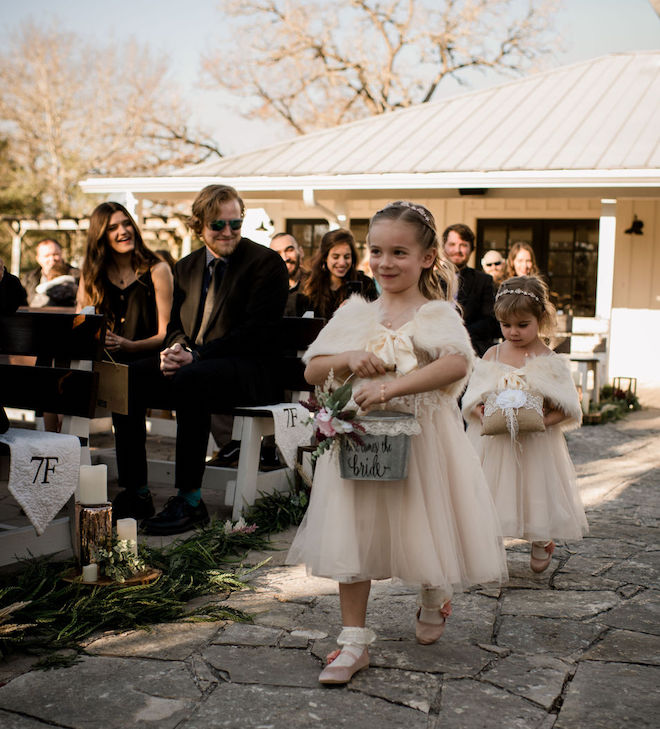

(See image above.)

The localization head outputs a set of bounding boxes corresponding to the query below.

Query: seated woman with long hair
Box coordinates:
[77,202,174,520]
[303,228,378,319]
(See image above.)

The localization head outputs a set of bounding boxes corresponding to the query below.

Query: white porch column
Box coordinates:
[111,191,139,218]
[10,222,23,276]
[596,199,616,320]
[596,198,617,387]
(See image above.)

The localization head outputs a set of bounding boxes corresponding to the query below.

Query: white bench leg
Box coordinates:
[62,415,91,465]
[230,416,281,521]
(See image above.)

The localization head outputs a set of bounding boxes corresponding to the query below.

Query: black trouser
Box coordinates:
[113,354,281,493]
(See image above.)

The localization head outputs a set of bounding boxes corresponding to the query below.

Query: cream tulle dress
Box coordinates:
[286,297,508,601]
[461,348,588,542]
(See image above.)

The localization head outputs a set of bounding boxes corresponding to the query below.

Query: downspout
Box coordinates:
[302,188,345,230]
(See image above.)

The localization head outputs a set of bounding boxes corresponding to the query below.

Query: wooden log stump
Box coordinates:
[74,503,112,565]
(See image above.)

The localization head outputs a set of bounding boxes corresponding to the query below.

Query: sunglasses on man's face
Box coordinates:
[209,218,243,232]
[484,261,503,267]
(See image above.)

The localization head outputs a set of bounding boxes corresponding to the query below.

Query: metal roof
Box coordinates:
[179,52,660,178]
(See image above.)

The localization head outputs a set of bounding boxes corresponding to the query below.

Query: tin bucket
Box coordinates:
[339,411,415,481]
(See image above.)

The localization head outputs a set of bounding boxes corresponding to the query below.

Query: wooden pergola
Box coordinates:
[2,215,190,275]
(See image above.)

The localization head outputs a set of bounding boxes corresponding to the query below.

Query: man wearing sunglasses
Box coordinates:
[113,184,288,535]
[481,249,506,286]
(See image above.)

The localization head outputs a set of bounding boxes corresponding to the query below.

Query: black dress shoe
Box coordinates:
[206,440,241,468]
[140,495,209,536]
[259,445,283,472]
[112,489,155,522]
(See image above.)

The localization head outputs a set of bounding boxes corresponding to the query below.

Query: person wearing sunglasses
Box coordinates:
[114,184,289,535]
[481,250,506,286]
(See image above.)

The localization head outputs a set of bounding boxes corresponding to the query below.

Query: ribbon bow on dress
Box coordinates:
[366,324,419,375]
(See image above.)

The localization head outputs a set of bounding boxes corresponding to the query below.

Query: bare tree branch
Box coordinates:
[201,0,559,134]
[0,22,222,216]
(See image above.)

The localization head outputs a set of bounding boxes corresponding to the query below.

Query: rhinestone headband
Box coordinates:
[496,287,541,303]
[378,201,435,228]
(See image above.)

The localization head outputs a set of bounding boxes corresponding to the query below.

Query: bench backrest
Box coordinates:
[0,310,105,360]
[0,311,106,419]
[280,316,325,393]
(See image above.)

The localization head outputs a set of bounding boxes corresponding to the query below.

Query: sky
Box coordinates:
[1,0,659,157]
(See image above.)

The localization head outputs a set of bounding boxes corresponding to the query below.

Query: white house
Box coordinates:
[81,52,660,402]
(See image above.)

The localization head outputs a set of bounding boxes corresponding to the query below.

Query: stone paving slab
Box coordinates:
[350,667,442,713]
[440,678,548,729]
[496,616,606,659]
[85,622,221,660]
[178,683,430,729]
[360,640,492,678]
[202,645,322,688]
[0,408,658,728]
[479,653,573,710]
[601,589,660,635]
[555,661,660,729]
[500,589,620,619]
[0,711,55,729]
[0,655,201,729]
[581,627,660,664]
[211,623,283,646]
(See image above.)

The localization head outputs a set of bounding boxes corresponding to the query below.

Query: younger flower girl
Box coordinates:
[462,275,587,572]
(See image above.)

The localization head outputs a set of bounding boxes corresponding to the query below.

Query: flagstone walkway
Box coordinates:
[0,409,658,728]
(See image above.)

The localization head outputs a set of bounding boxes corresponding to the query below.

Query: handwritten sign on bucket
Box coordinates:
[339,432,411,481]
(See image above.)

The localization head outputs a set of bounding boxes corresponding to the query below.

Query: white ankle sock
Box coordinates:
[331,626,376,665]
[418,606,446,624]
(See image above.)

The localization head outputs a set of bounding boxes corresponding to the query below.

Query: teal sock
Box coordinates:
[179,489,201,507]
[136,486,150,497]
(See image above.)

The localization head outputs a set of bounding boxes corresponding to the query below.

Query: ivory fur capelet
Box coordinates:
[462,355,583,431]
[303,296,475,399]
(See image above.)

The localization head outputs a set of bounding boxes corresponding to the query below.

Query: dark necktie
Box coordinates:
[195,259,224,345]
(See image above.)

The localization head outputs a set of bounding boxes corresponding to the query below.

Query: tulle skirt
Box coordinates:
[287,402,508,600]
[469,425,588,542]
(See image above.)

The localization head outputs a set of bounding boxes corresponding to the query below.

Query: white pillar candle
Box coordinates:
[82,563,99,582]
[116,518,138,556]
[77,465,108,505]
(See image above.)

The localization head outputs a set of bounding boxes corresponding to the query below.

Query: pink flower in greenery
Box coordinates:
[316,408,337,437]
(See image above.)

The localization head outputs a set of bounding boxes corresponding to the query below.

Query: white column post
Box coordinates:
[596,199,617,386]
[596,199,616,320]
[10,221,23,276]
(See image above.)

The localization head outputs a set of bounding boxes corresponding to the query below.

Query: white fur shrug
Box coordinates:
[303,295,475,398]
[462,354,582,431]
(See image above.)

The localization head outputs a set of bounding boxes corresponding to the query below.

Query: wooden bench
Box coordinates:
[226,316,325,519]
[94,316,325,520]
[0,310,105,565]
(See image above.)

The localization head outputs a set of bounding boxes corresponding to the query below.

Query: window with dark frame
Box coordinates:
[285,218,370,264]
[476,219,599,317]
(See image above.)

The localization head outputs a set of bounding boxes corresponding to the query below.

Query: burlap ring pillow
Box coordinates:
[481,388,545,438]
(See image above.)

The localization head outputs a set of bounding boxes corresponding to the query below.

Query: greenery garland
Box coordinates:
[0,481,310,662]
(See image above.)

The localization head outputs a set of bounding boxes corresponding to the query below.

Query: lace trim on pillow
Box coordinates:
[483,389,544,441]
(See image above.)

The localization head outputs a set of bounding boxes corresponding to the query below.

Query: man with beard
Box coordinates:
[442,223,500,357]
[269,233,310,317]
[113,185,288,533]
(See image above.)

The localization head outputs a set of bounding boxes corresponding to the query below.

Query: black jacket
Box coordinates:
[0,270,28,314]
[165,238,289,360]
[457,267,500,357]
